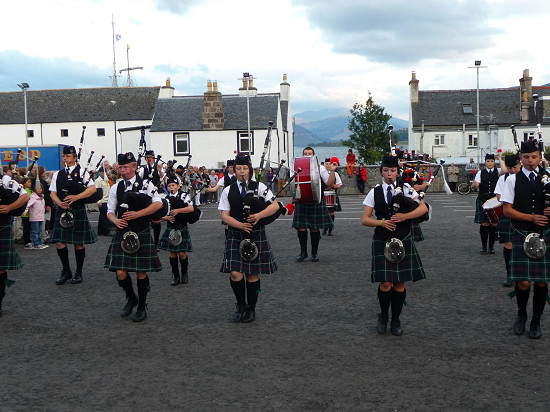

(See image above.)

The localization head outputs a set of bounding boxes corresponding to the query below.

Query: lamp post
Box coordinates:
[240,72,252,155]
[110,100,118,157]
[468,60,487,165]
[17,83,30,167]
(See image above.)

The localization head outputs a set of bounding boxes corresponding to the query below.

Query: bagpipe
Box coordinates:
[0,180,27,223]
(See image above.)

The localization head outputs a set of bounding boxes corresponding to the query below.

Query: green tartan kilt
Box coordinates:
[497,215,513,243]
[50,206,98,245]
[371,233,426,283]
[220,227,277,275]
[292,201,334,230]
[474,197,491,224]
[158,223,193,253]
[0,223,23,271]
[509,227,550,282]
[105,228,162,273]
[410,222,424,242]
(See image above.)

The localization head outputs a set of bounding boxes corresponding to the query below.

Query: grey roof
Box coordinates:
[0,87,160,125]
[150,94,280,132]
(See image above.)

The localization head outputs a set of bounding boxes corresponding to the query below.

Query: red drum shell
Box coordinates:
[292,156,322,204]
[482,196,502,225]
[324,190,336,207]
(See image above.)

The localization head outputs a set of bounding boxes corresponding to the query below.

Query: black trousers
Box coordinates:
[356,180,365,194]
[98,203,110,235]
[22,216,31,244]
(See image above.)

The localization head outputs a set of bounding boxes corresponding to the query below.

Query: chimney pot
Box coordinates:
[166,77,171,88]
[207,80,212,92]
[213,80,218,92]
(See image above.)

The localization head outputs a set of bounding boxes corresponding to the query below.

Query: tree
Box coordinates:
[343,92,392,165]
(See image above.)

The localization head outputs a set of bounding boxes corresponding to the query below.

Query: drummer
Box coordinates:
[292,147,335,262]
[322,157,342,236]
[473,153,507,254]
[494,154,521,287]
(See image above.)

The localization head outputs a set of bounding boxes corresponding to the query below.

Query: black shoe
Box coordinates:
[377,313,388,334]
[311,254,319,262]
[529,322,542,339]
[232,303,247,322]
[242,307,256,323]
[133,307,147,322]
[120,297,138,317]
[327,230,333,236]
[296,252,308,262]
[71,271,83,284]
[390,318,403,336]
[503,278,513,287]
[55,269,72,285]
[480,248,487,255]
[488,248,495,254]
[181,272,189,284]
[322,229,327,235]
[171,273,180,286]
[513,313,527,335]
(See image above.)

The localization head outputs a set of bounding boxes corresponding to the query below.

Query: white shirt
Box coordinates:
[107,175,162,215]
[494,174,507,197]
[49,164,94,193]
[2,174,25,197]
[474,167,501,184]
[2,174,13,187]
[168,191,192,205]
[500,167,538,205]
[218,180,274,212]
[363,182,418,208]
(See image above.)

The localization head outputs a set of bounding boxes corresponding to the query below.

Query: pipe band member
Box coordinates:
[140,150,163,248]
[49,145,98,285]
[0,176,29,316]
[322,156,342,236]
[158,176,194,286]
[292,147,335,262]
[500,140,550,339]
[105,152,163,322]
[398,151,427,243]
[494,154,522,287]
[207,159,236,237]
[473,153,505,254]
[219,154,280,323]
[362,154,428,336]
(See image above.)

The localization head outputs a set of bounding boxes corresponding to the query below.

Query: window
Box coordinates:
[97,128,105,137]
[468,134,478,147]
[237,131,254,154]
[462,104,473,114]
[27,130,34,138]
[61,129,68,137]
[434,134,445,146]
[173,133,190,155]
[524,132,535,141]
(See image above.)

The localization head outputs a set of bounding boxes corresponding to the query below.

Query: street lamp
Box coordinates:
[468,60,487,165]
[110,100,118,157]
[17,82,30,167]
[239,72,252,155]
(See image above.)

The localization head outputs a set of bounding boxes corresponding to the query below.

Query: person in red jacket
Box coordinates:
[356,163,367,194]
[346,149,356,177]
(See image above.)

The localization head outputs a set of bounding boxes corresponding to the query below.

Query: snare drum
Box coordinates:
[482,196,502,225]
[324,190,336,207]
[291,156,322,204]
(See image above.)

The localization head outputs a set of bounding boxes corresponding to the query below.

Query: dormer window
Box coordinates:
[462,104,473,114]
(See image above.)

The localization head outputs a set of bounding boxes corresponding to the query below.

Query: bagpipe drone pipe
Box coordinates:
[167,194,202,225]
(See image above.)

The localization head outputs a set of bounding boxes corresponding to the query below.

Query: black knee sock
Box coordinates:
[117,275,137,301]
[169,257,180,277]
[230,278,246,305]
[503,247,511,278]
[297,230,308,254]
[153,224,161,246]
[136,276,150,311]
[480,225,489,248]
[179,256,188,275]
[57,247,71,272]
[310,230,320,255]
[0,272,7,305]
[75,248,85,273]
[246,279,261,309]
[533,284,548,316]
[515,284,530,315]
[225,228,228,239]
[488,227,496,248]
[378,286,391,316]
[391,289,406,320]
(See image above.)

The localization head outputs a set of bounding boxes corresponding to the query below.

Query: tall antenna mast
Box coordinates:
[119,44,143,87]
[111,14,118,87]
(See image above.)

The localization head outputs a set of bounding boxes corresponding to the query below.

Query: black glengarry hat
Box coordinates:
[521,140,540,154]
[118,152,137,165]
[235,154,251,166]
[504,154,520,168]
[145,150,155,156]
[166,176,180,186]
[63,145,76,155]
[226,159,235,167]
[381,154,399,168]
[485,153,495,160]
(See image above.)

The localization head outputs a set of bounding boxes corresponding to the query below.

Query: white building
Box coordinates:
[409,70,550,164]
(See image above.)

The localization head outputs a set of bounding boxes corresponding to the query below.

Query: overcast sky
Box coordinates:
[1,0,549,120]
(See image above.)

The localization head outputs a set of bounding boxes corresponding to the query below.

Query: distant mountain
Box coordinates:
[294,108,408,146]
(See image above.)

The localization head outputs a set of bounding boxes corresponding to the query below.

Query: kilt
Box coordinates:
[410,222,424,242]
[158,223,193,253]
[497,215,513,243]
[105,228,162,273]
[371,233,426,283]
[509,227,550,282]
[220,227,277,275]
[474,197,490,224]
[50,206,98,245]
[0,223,23,271]
[292,201,334,230]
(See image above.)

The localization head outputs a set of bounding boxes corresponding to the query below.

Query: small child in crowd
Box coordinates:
[23,181,49,250]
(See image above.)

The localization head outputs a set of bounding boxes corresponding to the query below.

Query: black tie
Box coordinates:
[386,186,393,204]
[125,180,131,190]
[529,172,536,186]
[240,182,247,198]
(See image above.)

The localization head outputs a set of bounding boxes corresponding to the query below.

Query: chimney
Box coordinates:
[202,80,225,130]
[409,72,419,104]
[520,69,532,123]
[280,73,290,102]
[239,74,258,97]
[159,77,175,98]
